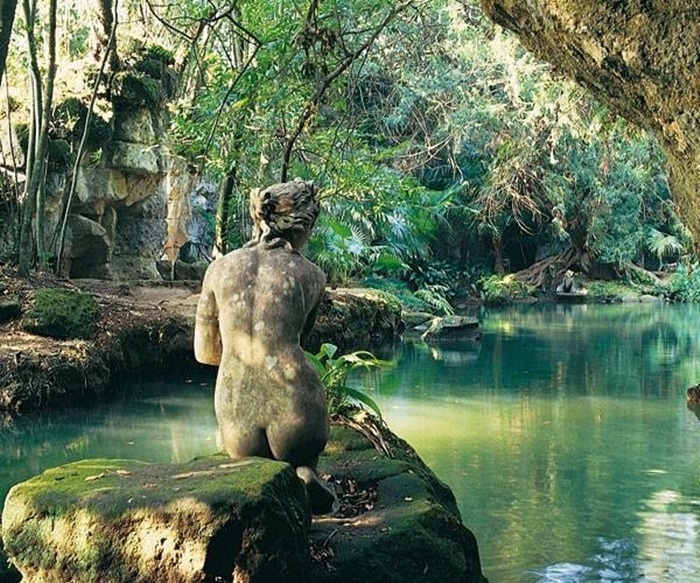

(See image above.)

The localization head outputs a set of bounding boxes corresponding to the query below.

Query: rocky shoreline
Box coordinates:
[0,268,489,582]
[0,266,403,413]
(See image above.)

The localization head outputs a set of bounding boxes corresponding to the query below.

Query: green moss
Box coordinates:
[3,456,309,583]
[112,71,164,109]
[325,425,375,453]
[0,296,21,323]
[48,139,72,170]
[52,97,113,149]
[22,288,99,340]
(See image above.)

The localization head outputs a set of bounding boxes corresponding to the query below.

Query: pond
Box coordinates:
[2,303,700,582]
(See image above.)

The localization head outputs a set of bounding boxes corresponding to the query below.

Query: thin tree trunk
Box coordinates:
[95,0,119,70]
[214,169,236,257]
[0,0,17,87]
[493,234,505,274]
[35,0,57,271]
[18,0,41,275]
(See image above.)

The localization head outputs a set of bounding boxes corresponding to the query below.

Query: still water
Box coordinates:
[2,303,700,582]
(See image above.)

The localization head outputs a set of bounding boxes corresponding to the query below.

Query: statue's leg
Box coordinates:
[219,424,273,460]
[296,466,339,515]
[267,421,337,515]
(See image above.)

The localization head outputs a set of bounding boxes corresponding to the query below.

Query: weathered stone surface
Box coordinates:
[304,288,404,354]
[108,141,162,175]
[480,1,700,250]
[113,107,157,144]
[2,456,311,583]
[420,315,482,345]
[62,214,113,278]
[311,424,488,583]
[162,161,203,266]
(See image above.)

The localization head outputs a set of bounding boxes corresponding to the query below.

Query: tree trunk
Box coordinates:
[18,0,57,275]
[18,0,41,276]
[0,0,18,87]
[34,0,57,272]
[95,0,119,70]
[214,170,236,257]
[493,234,505,274]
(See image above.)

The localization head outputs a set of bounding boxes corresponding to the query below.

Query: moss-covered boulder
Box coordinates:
[2,456,311,583]
[22,288,99,340]
[1,423,487,582]
[0,297,21,324]
[305,288,404,354]
[311,423,488,583]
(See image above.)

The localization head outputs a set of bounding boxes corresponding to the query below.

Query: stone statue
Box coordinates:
[194,179,337,514]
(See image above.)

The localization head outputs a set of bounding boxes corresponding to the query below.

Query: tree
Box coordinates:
[18,0,57,275]
[0,0,17,87]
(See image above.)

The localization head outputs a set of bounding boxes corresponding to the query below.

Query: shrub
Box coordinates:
[306,343,387,418]
[478,274,536,304]
[664,264,700,303]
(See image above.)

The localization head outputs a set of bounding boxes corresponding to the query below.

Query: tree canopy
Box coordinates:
[0,0,693,305]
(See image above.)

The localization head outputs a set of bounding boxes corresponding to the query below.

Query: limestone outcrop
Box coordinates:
[480,1,700,250]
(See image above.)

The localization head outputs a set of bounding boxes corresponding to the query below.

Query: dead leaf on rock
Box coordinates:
[84,472,105,481]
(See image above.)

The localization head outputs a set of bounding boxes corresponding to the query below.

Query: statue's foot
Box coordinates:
[296,466,339,516]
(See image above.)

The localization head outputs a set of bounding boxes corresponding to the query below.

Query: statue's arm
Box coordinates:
[301,269,326,344]
[194,270,223,366]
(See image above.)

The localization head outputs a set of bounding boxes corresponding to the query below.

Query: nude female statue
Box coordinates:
[194,179,337,514]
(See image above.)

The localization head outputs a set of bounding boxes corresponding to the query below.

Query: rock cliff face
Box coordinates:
[481,1,700,247]
[11,53,203,281]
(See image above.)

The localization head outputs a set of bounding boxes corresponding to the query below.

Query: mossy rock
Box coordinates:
[311,422,487,583]
[2,456,311,583]
[52,98,113,149]
[47,138,72,170]
[22,288,99,340]
[305,288,404,354]
[0,297,21,324]
[112,71,164,109]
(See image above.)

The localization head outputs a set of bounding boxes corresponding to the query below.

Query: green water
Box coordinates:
[2,303,700,582]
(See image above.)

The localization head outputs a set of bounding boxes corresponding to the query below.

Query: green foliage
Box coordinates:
[646,228,683,269]
[52,97,112,147]
[413,286,454,316]
[665,264,700,303]
[306,343,388,418]
[22,289,99,339]
[478,274,536,304]
[112,72,164,109]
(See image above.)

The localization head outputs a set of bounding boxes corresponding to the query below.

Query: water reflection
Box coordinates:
[637,490,700,581]
[0,374,219,506]
[368,303,700,582]
[2,304,700,582]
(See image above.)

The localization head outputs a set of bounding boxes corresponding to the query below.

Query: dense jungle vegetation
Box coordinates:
[1,0,700,310]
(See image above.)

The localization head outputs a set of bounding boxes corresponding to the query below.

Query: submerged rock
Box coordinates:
[420,315,482,345]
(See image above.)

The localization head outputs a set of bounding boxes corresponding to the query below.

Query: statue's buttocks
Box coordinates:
[194,180,336,514]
